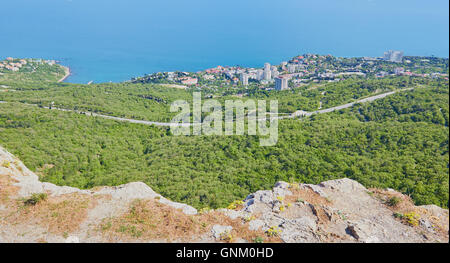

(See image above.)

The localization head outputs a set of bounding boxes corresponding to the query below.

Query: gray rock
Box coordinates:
[320,178,366,193]
[280,217,318,243]
[248,220,265,231]
[220,209,246,220]
[253,190,274,204]
[273,187,292,198]
[235,238,248,243]
[65,236,80,243]
[345,221,380,243]
[159,198,198,215]
[212,225,233,240]
[419,219,435,233]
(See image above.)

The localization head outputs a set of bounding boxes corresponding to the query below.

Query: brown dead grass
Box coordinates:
[5,193,96,235]
[0,172,19,205]
[285,185,331,207]
[99,199,282,243]
[369,188,416,214]
[1,158,97,237]
[285,185,332,225]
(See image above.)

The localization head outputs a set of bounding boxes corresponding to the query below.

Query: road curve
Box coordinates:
[0,88,413,127]
[289,88,412,118]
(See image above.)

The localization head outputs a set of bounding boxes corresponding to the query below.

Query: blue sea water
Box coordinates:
[1,0,448,84]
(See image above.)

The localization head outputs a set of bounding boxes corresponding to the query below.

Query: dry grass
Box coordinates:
[285,185,331,207]
[1,158,96,237]
[369,188,416,214]
[0,172,19,205]
[99,199,282,243]
[5,193,95,235]
[370,188,423,228]
[284,185,332,224]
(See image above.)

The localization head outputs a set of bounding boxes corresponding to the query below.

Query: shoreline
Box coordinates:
[58,65,71,83]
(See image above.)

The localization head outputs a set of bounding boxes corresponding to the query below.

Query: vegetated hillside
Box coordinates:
[0,82,448,209]
[1,73,436,121]
[0,59,448,209]
[1,147,448,243]
[350,83,449,126]
[0,82,192,122]
[0,59,66,83]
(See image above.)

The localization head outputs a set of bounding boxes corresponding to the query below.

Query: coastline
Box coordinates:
[58,65,71,83]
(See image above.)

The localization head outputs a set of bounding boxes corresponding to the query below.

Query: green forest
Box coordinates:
[0,61,448,209]
[0,79,448,209]
[0,76,437,121]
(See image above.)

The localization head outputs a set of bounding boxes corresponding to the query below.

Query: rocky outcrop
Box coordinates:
[231,178,449,243]
[0,146,448,243]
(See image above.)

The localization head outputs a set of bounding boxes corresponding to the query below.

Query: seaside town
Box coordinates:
[0,57,57,73]
[2,51,448,88]
[132,51,449,90]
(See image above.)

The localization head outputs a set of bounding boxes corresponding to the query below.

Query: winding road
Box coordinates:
[289,88,413,118]
[0,88,413,127]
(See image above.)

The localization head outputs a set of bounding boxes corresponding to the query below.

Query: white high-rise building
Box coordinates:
[287,64,297,73]
[263,63,272,80]
[256,69,264,81]
[383,50,404,63]
[240,73,249,86]
[275,76,289,90]
[271,66,279,78]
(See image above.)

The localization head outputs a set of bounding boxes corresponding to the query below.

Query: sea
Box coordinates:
[1,0,448,84]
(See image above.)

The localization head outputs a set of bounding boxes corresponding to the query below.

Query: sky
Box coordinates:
[0,0,448,82]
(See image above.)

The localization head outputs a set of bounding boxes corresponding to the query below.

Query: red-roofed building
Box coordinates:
[180,77,198,85]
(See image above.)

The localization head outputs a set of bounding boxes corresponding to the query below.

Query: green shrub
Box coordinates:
[388,197,401,207]
[393,212,403,219]
[23,193,48,206]
[253,236,264,243]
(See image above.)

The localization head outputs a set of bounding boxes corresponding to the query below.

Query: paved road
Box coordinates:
[1,88,413,127]
[290,88,412,118]
[40,106,193,127]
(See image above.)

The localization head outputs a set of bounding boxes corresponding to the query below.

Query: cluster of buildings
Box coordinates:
[235,62,291,90]
[376,67,448,79]
[180,77,198,85]
[202,63,286,87]
[0,57,28,72]
[135,50,448,89]
[163,72,199,85]
[0,58,57,72]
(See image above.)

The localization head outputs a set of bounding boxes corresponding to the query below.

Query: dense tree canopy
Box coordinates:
[1,61,448,209]
[0,81,448,209]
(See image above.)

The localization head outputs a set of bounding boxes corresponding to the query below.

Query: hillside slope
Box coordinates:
[0,146,448,243]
